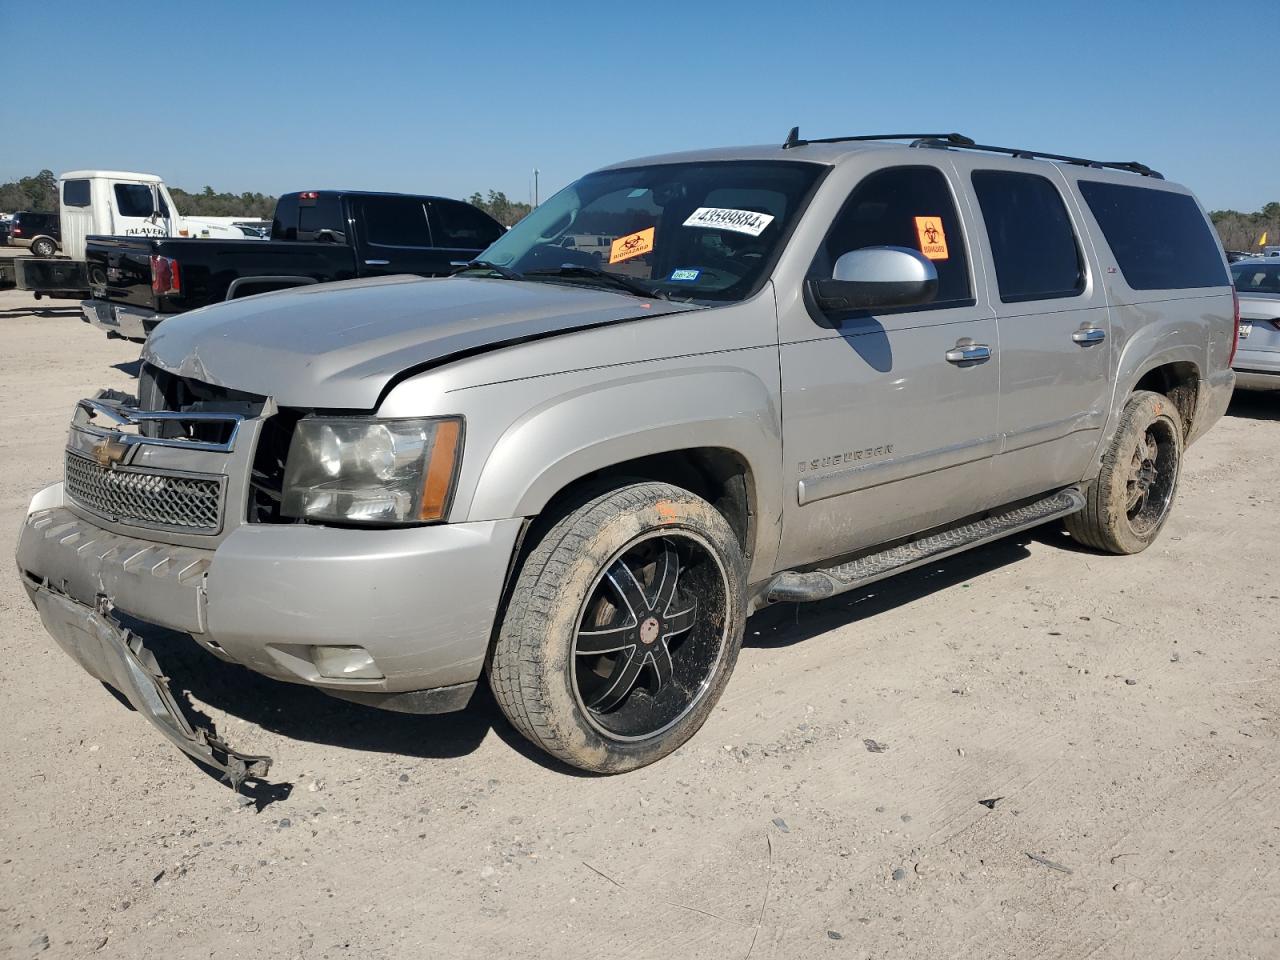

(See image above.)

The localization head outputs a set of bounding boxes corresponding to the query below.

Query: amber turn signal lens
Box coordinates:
[419,419,462,521]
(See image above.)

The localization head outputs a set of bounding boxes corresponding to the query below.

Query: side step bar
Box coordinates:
[766,487,1085,604]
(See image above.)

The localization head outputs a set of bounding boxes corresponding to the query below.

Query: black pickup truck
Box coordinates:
[83,190,504,339]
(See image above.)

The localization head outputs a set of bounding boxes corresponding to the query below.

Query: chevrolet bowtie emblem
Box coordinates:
[92,437,129,469]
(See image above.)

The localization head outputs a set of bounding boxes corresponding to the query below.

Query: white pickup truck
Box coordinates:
[0,170,246,298]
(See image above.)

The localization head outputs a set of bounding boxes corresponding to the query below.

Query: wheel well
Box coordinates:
[1134,362,1199,437]
[539,448,756,558]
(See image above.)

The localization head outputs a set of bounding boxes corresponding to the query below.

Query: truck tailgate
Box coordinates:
[86,236,157,311]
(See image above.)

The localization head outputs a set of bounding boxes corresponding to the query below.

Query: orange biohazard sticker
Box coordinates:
[914,216,949,261]
[609,227,655,264]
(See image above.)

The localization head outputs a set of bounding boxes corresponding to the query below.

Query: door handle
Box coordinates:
[1071,326,1106,345]
[364,259,390,266]
[945,342,992,364]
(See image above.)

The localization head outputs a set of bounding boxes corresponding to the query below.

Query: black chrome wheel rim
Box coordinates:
[1124,418,1178,536]
[571,529,729,741]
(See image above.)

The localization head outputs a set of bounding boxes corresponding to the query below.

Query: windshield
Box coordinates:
[476,160,825,302]
[1232,261,1280,296]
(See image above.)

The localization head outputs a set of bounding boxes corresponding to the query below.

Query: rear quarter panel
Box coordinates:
[1057,168,1234,454]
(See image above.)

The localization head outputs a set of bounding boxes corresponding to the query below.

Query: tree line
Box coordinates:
[1209,203,1280,253]
[0,169,277,219]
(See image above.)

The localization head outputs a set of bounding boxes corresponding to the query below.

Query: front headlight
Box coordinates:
[281,416,462,525]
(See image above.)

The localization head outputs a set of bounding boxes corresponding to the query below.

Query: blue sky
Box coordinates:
[2,0,1276,211]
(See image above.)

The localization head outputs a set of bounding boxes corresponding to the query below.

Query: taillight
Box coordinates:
[150,255,181,296]
[1229,285,1240,367]
[11,226,21,235]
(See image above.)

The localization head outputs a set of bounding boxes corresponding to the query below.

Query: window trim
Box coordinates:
[970,169,1087,305]
[807,163,977,320]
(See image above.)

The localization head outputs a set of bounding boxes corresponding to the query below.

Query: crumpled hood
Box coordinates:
[143,274,697,408]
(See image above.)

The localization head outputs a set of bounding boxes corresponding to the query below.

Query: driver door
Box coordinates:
[110,180,168,239]
[776,161,1001,570]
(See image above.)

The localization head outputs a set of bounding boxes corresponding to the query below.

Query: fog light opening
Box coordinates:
[311,645,384,680]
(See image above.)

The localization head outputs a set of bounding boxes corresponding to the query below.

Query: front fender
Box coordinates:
[467,364,782,580]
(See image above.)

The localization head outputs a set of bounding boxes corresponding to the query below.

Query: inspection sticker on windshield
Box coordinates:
[913,216,949,260]
[683,207,775,237]
[609,227,655,264]
[670,268,701,281]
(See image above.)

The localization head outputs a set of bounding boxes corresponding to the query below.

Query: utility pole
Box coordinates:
[533,168,540,207]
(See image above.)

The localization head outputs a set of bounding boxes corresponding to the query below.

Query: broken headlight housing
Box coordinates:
[281,416,462,525]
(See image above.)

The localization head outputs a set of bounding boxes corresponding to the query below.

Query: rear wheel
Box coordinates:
[31,237,56,258]
[489,482,747,773]
[1065,390,1184,554]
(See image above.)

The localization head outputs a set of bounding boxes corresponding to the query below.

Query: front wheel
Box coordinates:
[1065,390,1184,554]
[489,482,747,773]
[31,237,56,258]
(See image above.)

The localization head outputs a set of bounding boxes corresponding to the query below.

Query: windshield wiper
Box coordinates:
[455,260,524,280]
[524,266,669,301]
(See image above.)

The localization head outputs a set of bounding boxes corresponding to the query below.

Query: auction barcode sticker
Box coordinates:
[683,207,775,237]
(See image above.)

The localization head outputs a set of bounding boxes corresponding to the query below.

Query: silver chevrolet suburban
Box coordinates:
[17,131,1238,780]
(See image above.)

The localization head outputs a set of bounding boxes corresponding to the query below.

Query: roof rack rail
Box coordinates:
[910,137,1163,179]
[782,127,974,149]
[779,127,1163,179]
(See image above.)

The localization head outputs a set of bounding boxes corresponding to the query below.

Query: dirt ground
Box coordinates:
[1,285,1277,960]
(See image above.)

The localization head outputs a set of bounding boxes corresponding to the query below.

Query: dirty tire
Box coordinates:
[1065,390,1184,554]
[31,237,56,258]
[489,482,747,773]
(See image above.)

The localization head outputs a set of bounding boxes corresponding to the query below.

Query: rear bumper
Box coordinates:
[1233,348,1280,391]
[17,485,523,708]
[81,299,157,340]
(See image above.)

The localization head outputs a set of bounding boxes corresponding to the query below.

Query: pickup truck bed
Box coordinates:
[86,235,355,324]
[83,190,505,339]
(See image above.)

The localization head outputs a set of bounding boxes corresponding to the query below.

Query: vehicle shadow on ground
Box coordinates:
[0,306,81,319]
[1226,391,1279,422]
[128,620,588,781]
[111,358,143,377]
[745,532,1038,648]
[123,526,1057,785]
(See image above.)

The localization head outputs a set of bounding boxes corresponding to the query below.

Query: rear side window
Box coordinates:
[431,200,503,249]
[62,179,90,207]
[1078,180,1228,290]
[357,196,432,247]
[813,165,972,307]
[297,194,345,242]
[972,171,1084,302]
[272,195,299,240]
[113,183,155,218]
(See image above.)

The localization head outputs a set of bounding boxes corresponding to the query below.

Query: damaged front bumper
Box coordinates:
[28,583,270,787]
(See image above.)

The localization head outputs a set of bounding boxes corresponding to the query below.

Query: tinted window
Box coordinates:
[1231,262,1280,295]
[298,194,345,242]
[1078,180,1228,290]
[62,179,90,207]
[272,194,299,240]
[357,196,432,247]
[113,183,154,218]
[431,200,503,249]
[813,165,972,306]
[972,170,1084,302]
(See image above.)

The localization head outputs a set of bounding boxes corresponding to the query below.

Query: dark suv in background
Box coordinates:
[8,211,61,257]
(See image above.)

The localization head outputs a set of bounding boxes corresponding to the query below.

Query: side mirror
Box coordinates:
[809,246,938,313]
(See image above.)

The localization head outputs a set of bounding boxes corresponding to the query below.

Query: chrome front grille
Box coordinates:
[64,452,225,534]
